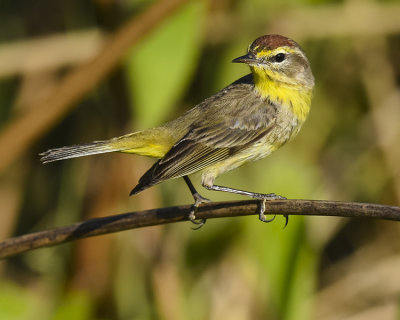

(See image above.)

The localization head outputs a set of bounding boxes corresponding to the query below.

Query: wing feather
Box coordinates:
[144,120,275,183]
[130,75,279,194]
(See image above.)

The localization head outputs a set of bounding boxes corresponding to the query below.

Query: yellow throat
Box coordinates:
[251,66,312,122]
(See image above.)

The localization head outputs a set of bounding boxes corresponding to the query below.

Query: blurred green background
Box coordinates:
[0,0,400,319]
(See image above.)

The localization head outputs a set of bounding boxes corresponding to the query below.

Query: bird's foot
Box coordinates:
[257,194,288,228]
[257,193,287,201]
[188,192,211,230]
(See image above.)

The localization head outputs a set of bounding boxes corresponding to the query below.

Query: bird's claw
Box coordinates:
[283,214,289,228]
[188,192,210,230]
[189,211,206,230]
[258,197,289,227]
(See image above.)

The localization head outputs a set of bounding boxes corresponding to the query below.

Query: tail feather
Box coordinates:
[40,128,176,164]
[40,140,119,163]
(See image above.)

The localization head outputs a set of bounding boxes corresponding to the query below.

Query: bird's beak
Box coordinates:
[232,52,258,64]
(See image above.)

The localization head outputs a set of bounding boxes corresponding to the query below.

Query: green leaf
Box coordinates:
[125,1,205,128]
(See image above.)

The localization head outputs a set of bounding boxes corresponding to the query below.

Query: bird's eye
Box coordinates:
[273,53,286,63]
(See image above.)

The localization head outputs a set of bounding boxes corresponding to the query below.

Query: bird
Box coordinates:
[40,34,314,227]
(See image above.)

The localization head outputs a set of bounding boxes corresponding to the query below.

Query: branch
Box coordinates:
[1,199,399,259]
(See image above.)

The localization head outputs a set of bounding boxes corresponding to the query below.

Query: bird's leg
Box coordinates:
[183,176,210,228]
[203,183,288,226]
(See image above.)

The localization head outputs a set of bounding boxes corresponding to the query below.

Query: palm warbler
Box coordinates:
[41,34,314,226]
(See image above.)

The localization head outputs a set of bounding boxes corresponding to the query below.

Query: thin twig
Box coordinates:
[0,199,399,259]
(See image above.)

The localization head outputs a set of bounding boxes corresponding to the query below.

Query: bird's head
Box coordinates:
[233,35,314,90]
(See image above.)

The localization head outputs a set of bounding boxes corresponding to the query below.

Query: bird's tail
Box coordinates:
[40,128,174,163]
[40,140,119,163]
